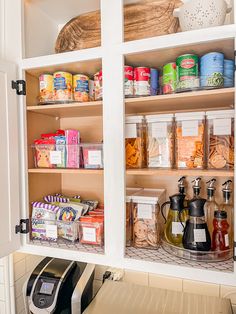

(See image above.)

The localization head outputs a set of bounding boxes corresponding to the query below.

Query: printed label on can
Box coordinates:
[176,54,199,91]
[162,63,177,94]
[134,67,150,96]
[124,66,134,97]
[200,52,224,88]
[53,72,72,100]
[73,74,89,102]
[39,74,54,102]
[94,71,102,100]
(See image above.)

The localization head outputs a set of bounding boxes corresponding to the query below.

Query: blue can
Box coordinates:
[200,52,224,89]
[224,59,235,88]
[150,68,159,95]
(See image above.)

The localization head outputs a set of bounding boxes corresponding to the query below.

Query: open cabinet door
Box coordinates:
[0,60,20,257]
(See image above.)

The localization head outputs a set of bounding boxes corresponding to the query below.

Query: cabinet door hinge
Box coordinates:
[11,80,26,95]
[15,219,29,234]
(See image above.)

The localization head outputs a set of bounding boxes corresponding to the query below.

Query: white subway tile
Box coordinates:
[15,273,30,298]
[123,270,148,286]
[220,285,236,305]
[183,280,220,297]
[16,294,25,314]
[13,253,26,264]
[14,259,26,281]
[25,255,44,273]
[149,273,183,292]
[94,265,108,281]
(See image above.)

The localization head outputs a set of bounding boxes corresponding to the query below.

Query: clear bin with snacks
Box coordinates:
[175,112,205,169]
[79,217,104,246]
[126,188,143,247]
[125,116,147,169]
[146,114,174,168]
[132,189,166,249]
[206,110,234,170]
[81,143,104,169]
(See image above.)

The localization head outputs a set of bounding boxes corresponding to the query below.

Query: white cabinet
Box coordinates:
[1,0,236,286]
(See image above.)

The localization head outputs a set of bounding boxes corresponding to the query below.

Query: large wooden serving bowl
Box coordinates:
[55,0,182,53]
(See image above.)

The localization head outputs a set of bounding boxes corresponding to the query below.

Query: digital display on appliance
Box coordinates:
[39,282,55,295]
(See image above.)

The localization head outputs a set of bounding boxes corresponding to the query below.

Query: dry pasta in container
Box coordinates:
[132,189,166,249]
[206,110,234,170]
[175,112,205,169]
[146,114,174,168]
[125,116,147,169]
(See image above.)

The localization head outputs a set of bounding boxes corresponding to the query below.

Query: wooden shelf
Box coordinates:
[126,88,234,114]
[28,168,104,174]
[27,101,103,118]
[126,168,234,177]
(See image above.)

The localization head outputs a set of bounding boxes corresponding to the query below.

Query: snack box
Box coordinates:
[79,216,104,246]
[81,143,103,169]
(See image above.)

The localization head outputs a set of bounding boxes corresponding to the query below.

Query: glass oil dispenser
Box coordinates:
[204,178,219,238]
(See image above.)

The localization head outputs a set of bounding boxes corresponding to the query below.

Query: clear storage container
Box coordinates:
[79,217,104,246]
[126,187,143,247]
[146,114,174,168]
[125,116,146,169]
[132,189,166,249]
[206,110,234,170]
[175,112,205,169]
[81,143,103,169]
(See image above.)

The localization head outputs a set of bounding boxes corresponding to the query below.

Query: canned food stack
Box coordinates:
[39,70,102,103]
[125,110,234,170]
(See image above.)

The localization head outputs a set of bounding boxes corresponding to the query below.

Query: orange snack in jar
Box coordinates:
[53,71,72,101]
[175,112,205,169]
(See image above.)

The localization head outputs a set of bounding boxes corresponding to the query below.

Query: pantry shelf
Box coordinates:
[125,88,234,114]
[126,169,234,177]
[28,169,104,175]
[27,101,103,118]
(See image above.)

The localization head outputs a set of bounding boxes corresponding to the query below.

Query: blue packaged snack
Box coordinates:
[224,59,234,88]
[150,68,159,96]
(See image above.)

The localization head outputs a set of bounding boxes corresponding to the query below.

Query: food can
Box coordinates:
[53,71,72,101]
[39,74,53,103]
[150,68,159,96]
[124,65,134,97]
[200,52,224,89]
[162,63,177,94]
[94,70,102,100]
[134,67,151,96]
[89,80,95,101]
[176,54,199,91]
[224,59,234,88]
[73,74,89,102]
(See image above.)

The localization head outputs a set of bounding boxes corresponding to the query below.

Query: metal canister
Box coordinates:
[124,65,134,97]
[150,68,159,96]
[224,59,234,88]
[73,74,89,102]
[94,70,102,100]
[162,62,177,94]
[200,52,224,89]
[134,67,151,96]
[176,54,199,91]
[89,80,95,101]
[39,74,53,103]
[53,71,72,101]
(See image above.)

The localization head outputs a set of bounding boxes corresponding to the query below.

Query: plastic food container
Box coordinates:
[126,187,143,247]
[125,116,146,169]
[79,217,104,246]
[132,189,166,249]
[175,112,205,169]
[146,114,174,168]
[32,144,80,169]
[206,110,234,170]
[81,143,103,169]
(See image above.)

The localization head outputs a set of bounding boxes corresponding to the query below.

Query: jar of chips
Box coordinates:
[146,114,174,168]
[125,116,147,169]
[206,110,234,170]
[175,112,205,169]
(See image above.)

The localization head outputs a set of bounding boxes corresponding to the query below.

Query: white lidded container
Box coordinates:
[126,187,143,247]
[125,115,146,169]
[132,189,166,249]
[206,110,234,170]
[175,112,205,169]
[146,114,174,168]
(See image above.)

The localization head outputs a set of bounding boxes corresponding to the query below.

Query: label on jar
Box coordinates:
[213,119,231,136]
[137,204,152,220]
[182,121,198,137]
[46,225,57,239]
[50,151,62,164]
[83,227,96,242]
[172,222,185,235]
[152,122,167,138]
[88,150,102,165]
[225,233,229,247]
[125,124,137,138]
[193,229,206,242]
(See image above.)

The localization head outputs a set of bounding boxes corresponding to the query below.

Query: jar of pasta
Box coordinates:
[126,187,143,247]
[125,116,146,169]
[206,110,234,170]
[146,114,174,168]
[175,112,205,169]
[132,189,166,249]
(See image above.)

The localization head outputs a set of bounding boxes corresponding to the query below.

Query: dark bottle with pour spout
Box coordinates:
[182,198,211,251]
[161,194,188,247]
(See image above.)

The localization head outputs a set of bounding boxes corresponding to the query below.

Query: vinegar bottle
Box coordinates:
[204,178,219,238]
[212,210,230,251]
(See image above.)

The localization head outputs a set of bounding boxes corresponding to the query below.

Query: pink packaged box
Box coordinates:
[65,130,80,168]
